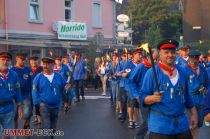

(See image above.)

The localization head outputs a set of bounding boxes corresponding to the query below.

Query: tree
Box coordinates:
[126,0,182,45]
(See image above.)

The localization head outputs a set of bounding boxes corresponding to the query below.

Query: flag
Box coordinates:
[138,43,149,53]
[73,55,77,65]
[123,48,127,53]
[106,54,111,61]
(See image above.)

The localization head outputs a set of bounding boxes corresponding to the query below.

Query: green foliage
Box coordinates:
[126,0,182,45]
[144,25,162,48]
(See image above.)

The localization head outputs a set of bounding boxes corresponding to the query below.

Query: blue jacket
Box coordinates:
[141,65,194,134]
[31,66,43,80]
[0,70,22,113]
[32,72,67,108]
[124,60,138,93]
[129,63,150,100]
[73,59,87,80]
[119,60,127,87]
[175,56,188,68]
[184,64,208,105]
[203,68,210,116]
[10,66,33,99]
[55,64,72,82]
[111,63,120,81]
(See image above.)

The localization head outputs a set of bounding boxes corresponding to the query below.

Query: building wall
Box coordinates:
[0,0,114,38]
[74,0,114,38]
[183,0,210,43]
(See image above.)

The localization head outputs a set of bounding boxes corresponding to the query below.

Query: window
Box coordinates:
[29,0,41,22]
[92,3,102,28]
[65,0,73,22]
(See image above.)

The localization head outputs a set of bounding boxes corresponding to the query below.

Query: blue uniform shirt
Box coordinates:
[184,64,208,105]
[124,60,138,93]
[129,63,150,100]
[31,66,43,80]
[141,65,194,134]
[203,68,210,116]
[10,66,33,99]
[32,72,67,108]
[73,59,87,80]
[119,60,127,87]
[111,63,120,81]
[54,64,71,82]
[175,56,188,68]
[0,70,22,113]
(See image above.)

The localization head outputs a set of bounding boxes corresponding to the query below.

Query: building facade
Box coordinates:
[183,0,210,43]
[0,0,115,59]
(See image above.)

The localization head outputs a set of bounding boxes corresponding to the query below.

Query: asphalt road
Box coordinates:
[17,89,210,139]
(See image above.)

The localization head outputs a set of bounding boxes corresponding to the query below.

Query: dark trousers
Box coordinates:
[149,130,193,139]
[94,75,100,89]
[74,80,84,100]
[40,105,59,139]
[136,107,149,139]
[119,87,128,120]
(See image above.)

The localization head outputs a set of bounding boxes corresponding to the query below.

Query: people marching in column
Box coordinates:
[0,41,210,139]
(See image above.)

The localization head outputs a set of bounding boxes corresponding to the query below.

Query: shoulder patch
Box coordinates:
[16,83,20,88]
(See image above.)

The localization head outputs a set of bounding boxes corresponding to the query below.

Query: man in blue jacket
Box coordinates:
[203,64,210,121]
[0,52,22,139]
[32,57,70,139]
[11,53,33,129]
[184,50,208,138]
[141,39,197,139]
[73,52,87,102]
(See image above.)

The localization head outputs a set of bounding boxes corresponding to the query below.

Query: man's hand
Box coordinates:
[144,92,162,105]
[65,83,71,93]
[190,107,198,130]
[17,104,23,120]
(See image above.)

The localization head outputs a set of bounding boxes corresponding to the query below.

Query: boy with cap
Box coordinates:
[141,39,197,139]
[0,52,22,139]
[11,53,33,129]
[54,56,72,110]
[32,57,70,139]
[121,49,142,128]
[129,49,153,137]
[183,50,208,139]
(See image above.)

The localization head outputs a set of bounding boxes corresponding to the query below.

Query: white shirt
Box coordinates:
[170,70,179,86]
[43,73,54,83]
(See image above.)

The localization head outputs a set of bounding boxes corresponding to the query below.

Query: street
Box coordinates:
[21,89,210,139]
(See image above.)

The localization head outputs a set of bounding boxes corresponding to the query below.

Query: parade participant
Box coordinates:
[54,56,71,84]
[121,49,142,127]
[11,53,33,129]
[62,55,74,73]
[32,57,70,139]
[110,55,120,108]
[0,52,22,139]
[54,56,72,110]
[116,52,126,115]
[203,64,210,121]
[184,50,208,139]
[176,45,191,67]
[29,56,43,125]
[206,52,210,68]
[73,52,87,102]
[141,39,197,139]
[29,56,43,80]
[129,50,152,131]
